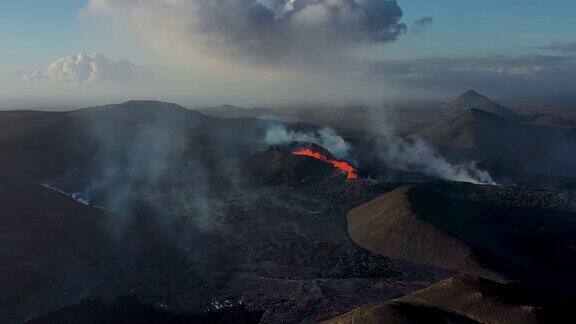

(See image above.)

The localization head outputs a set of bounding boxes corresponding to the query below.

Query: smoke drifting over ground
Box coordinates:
[378,135,494,184]
[265,124,351,159]
[369,110,494,185]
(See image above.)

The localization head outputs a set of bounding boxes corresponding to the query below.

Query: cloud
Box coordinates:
[372,54,576,98]
[411,16,434,34]
[86,0,407,67]
[535,40,576,53]
[23,53,149,84]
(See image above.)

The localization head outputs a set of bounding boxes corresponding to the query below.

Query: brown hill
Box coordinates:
[323,274,562,324]
[409,108,576,175]
[347,184,576,297]
[347,186,499,280]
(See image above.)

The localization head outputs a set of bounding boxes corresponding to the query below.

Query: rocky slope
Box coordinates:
[348,183,576,298]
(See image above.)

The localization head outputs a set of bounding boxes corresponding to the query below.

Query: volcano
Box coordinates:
[292,148,358,180]
[245,142,358,185]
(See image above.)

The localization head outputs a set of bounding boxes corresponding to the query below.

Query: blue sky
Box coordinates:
[390,0,576,58]
[2,0,575,68]
[1,0,575,104]
[0,1,86,69]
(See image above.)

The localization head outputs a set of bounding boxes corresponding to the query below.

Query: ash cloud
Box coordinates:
[88,0,406,66]
[24,53,149,84]
[265,124,351,159]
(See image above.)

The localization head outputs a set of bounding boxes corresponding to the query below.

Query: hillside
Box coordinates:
[347,184,576,297]
[409,108,576,175]
[0,100,316,182]
[347,186,499,280]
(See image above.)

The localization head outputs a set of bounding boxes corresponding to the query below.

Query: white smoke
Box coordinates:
[23,53,149,84]
[265,124,351,159]
[380,135,494,184]
[370,109,494,185]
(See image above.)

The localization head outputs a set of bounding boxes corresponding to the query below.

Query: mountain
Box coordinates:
[445,90,520,121]
[0,100,316,183]
[347,184,576,298]
[450,90,495,107]
[409,108,576,175]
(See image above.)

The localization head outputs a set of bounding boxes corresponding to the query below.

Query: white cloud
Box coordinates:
[23,53,150,84]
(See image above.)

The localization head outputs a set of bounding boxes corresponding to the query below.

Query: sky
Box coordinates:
[1,0,575,107]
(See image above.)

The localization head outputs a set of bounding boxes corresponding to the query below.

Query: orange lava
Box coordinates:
[292,149,358,180]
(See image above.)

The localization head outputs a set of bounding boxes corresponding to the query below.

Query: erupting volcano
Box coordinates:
[292,149,358,180]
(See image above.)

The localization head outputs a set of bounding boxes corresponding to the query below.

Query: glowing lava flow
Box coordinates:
[292,149,358,180]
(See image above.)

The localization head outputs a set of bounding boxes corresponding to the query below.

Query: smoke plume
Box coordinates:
[370,110,494,185]
[265,124,351,159]
[379,135,494,184]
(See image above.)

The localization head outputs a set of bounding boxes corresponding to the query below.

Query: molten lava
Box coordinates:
[292,149,358,180]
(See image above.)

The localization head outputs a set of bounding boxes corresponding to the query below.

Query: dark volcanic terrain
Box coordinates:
[2,98,576,323]
[1,101,449,323]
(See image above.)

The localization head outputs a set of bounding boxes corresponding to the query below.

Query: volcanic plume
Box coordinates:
[292,148,358,180]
